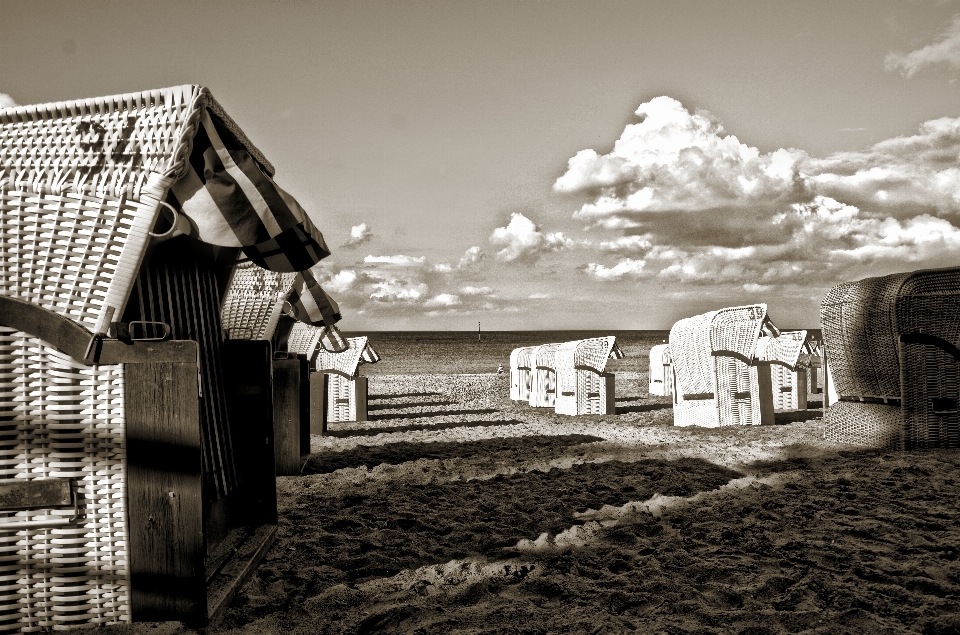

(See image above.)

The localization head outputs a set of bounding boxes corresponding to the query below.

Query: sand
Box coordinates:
[68,372,960,635]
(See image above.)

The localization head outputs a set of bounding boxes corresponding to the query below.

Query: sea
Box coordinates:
[341,329,822,375]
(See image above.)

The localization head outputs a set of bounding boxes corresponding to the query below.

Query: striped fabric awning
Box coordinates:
[169,109,331,272]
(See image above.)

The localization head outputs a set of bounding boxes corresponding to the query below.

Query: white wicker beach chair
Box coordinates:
[528,343,562,408]
[648,344,673,397]
[509,346,537,401]
[554,336,624,416]
[756,330,809,410]
[314,336,381,423]
[0,85,343,628]
[220,262,298,341]
[669,304,792,427]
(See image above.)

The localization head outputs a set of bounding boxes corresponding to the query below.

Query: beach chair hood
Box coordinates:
[314,336,381,376]
[0,84,344,339]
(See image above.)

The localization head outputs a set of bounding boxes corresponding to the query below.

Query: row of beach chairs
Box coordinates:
[510,336,624,415]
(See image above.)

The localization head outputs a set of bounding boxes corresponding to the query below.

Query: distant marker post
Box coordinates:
[478,321,481,342]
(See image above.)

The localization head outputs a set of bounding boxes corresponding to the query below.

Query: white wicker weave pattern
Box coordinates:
[220,263,297,341]
[528,343,560,408]
[0,327,128,631]
[509,346,536,402]
[314,337,376,377]
[554,337,619,416]
[286,323,322,358]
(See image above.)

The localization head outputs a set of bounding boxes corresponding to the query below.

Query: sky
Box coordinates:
[3,0,960,330]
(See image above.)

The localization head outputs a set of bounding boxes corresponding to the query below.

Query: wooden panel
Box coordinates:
[754,363,775,425]
[125,359,206,624]
[298,358,310,454]
[309,372,327,437]
[0,295,95,363]
[98,340,198,364]
[604,373,616,415]
[221,340,277,527]
[354,376,368,422]
[794,369,808,410]
[0,477,71,510]
[273,359,302,476]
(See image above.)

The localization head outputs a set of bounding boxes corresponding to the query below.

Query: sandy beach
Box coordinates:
[68,369,960,635]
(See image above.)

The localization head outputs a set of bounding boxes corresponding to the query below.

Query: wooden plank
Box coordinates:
[99,339,198,364]
[206,524,277,626]
[0,478,71,510]
[794,369,808,410]
[125,360,206,624]
[354,376,368,422]
[273,359,302,476]
[604,373,616,415]
[0,294,95,363]
[754,362,775,425]
[309,372,327,437]
[221,340,277,527]
[298,358,310,455]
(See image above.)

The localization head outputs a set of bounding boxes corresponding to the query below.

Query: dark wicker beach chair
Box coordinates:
[821,266,960,448]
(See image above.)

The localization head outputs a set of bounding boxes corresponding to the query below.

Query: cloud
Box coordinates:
[562,95,960,290]
[489,212,573,262]
[343,223,373,247]
[364,254,426,266]
[0,94,17,109]
[886,15,960,78]
[460,286,493,296]
[554,96,808,228]
[424,293,461,308]
[458,246,486,267]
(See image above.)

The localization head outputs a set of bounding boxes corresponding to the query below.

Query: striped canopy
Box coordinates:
[169,110,330,272]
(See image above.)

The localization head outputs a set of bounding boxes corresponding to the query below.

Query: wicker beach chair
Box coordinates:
[221,262,298,341]
[0,85,344,628]
[313,336,381,423]
[822,266,960,449]
[554,336,624,416]
[528,342,562,408]
[670,304,796,427]
[757,330,809,410]
[509,346,537,402]
[648,344,673,397]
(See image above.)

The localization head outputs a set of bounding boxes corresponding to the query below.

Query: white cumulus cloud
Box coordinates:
[460,286,493,296]
[458,246,486,267]
[364,254,426,266]
[343,223,373,247]
[489,212,573,262]
[424,293,461,307]
[886,15,960,78]
[0,94,17,109]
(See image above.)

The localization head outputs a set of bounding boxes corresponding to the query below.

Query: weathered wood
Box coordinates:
[273,358,303,476]
[221,340,277,527]
[206,524,277,626]
[298,357,310,455]
[125,360,206,625]
[310,372,327,436]
[754,362,775,425]
[794,369,808,410]
[0,478,71,510]
[98,340,198,364]
[354,376,368,422]
[0,294,97,362]
[604,373,616,415]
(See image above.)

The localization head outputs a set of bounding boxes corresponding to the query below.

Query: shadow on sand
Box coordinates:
[323,419,524,439]
[368,408,499,421]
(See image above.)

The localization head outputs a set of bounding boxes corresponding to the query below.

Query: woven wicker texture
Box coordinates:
[670,305,768,427]
[314,337,379,377]
[0,85,278,335]
[822,266,960,448]
[554,337,619,416]
[648,344,673,397]
[528,343,561,408]
[509,346,536,402]
[220,262,297,341]
[285,323,322,358]
[326,374,357,423]
[824,401,902,448]
[0,327,128,631]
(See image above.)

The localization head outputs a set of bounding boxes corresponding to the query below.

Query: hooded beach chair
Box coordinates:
[762,330,810,410]
[821,266,960,449]
[554,336,625,416]
[648,344,673,397]
[311,335,381,424]
[0,85,345,627]
[528,342,561,408]
[509,346,537,401]
[669,304,802,427]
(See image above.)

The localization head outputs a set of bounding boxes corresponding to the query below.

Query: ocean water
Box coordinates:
[340,330,670,375]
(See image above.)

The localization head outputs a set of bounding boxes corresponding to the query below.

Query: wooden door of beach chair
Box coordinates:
[0,85,344,628]
[529,343,560,408]
[509,346,536,401]
[648,344,673,397]
[554,337,623,416]
[822,266,960,448]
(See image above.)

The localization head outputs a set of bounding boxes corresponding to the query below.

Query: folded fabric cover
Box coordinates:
[169,110,331,272]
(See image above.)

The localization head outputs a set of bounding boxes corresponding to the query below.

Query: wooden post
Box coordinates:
[354,376,368,422]
[754,362,775,425]
[125,350,206,625]
[604,373,616,415]
[309,372,328,436]
[273,358,302,476]
[298,357,310,456]
[794,368,808,410]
